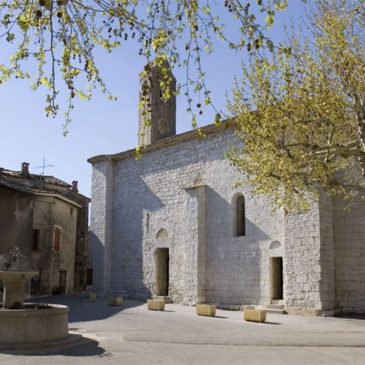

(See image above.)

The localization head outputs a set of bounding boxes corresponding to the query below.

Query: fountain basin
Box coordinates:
[0,304,69,344]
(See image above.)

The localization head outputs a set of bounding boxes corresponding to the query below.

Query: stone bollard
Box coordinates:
[196,304,216,317]
[88,292,97,302]
[147,299,165,311]
[108,296,124,306]
[243,308,266,323]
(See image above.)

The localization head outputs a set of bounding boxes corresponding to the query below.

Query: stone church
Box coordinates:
[89,64,365,315]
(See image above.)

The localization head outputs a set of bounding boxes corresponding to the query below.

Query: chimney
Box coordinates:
[21,162,30,177]
[71,180,78,193]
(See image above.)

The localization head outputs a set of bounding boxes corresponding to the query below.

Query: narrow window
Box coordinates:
[146,212,150,230]
[32,229,40,251]
[53,227,62,252]
[236,195,246,236]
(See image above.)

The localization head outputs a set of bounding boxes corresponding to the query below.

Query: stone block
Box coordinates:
[147,299,165,311]
[88,292,97,302]
[243,308,266,323]
[108,296,123,306]
[196,304,216,317]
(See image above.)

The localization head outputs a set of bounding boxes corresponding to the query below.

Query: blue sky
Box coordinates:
[0,1,306,198]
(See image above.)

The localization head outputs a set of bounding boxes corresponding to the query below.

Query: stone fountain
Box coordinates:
[0,247,69,345]
[0,247,38,309]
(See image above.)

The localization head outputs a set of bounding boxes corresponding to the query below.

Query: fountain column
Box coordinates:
[1,272,37,309]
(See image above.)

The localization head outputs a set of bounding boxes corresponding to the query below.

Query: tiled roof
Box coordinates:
[0,169,69,186]
[0,167,90,203]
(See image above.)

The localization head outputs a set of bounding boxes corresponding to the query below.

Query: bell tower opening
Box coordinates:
[138,61,176,146]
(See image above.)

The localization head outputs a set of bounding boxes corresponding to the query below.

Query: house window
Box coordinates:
[53,227,62,252]
[32,229,40,251]
[235,194,246,236]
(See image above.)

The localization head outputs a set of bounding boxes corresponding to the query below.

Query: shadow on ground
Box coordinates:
[44,338,107,357]
[28,294,144,322]
[336,314,365,320]
[0,336,106,357]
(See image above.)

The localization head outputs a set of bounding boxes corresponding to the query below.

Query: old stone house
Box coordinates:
[88,64,365,315]
[0,163,90,294]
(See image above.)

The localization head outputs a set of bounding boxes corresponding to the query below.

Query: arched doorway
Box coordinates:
[155,248,169,296]
[270,257,283,300]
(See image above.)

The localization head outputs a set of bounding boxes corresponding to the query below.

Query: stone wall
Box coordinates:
[32,196,78,294]
[333,195,365,314]
[183,185,206,304]
[73,202,89,292]
[54,198,78,293]
[32,196,54,293]
[89,161,114,293]
[0,186,33,256]
[90,124,365,313]
[284,204,322,314]
[91,129,285,305]
[318,193,336,313]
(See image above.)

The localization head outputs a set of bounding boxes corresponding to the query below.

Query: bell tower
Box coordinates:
[138,62,176,146]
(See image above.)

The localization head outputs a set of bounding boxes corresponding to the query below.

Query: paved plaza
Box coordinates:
[1,295,365,365]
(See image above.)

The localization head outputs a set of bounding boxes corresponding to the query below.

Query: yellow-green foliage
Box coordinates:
[228,0,365,211]
[0,0,301,130]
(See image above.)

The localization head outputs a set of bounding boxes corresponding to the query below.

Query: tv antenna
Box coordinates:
[34,158,54,175]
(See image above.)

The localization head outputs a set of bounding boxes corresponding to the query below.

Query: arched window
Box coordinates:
[156,228,168,240]
[236,195,245,236]
[140,80,151,119]
[140,80,150,99]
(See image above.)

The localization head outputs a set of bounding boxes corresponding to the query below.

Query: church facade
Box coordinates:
[89,64,365,315]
